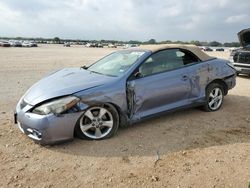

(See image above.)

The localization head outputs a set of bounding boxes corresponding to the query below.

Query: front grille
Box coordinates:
[234,52,250,64]
[20,99,28,109]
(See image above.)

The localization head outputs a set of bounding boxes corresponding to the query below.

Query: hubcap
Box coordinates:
[80,107,113,139]
[208,88,223,110]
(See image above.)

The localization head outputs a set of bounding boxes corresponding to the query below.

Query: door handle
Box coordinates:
[182,75,188,81]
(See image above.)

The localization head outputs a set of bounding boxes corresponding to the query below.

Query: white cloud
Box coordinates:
[225,14,248,24]
[191,0,227,12]
[0,0,250,42]
[157,3,183,17]
[179,14,203,30]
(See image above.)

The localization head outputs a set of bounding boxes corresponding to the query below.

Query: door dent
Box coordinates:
[126,81,143,120]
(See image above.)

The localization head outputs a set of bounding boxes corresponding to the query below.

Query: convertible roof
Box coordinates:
[138,44,213,61]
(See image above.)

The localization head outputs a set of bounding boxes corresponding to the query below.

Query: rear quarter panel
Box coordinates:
[208,58,236,78]
[188,58,236,102]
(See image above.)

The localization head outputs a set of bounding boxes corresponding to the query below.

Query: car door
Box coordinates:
[175,49,210,102]
[127,49,192,120]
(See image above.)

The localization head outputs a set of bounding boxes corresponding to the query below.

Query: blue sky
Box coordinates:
[0,0,249,42]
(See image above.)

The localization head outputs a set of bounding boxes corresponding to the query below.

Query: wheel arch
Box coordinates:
[206,79,228,95]
[74,102,128,133]
[105,102,129,127]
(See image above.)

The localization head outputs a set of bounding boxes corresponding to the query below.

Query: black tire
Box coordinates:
[203,83,224,112]
[75,104,119,140]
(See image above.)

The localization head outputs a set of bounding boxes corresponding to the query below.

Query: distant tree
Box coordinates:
[190,40,202,46]
[160,40,172,44]
[54,37,60,44]
[173,40,186,44]
[146,39,156,44]
[128,40,141,44]
[199,41,209,46]
[209,41,222,47]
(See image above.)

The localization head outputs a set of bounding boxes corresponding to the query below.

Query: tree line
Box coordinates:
[133,39,240,47]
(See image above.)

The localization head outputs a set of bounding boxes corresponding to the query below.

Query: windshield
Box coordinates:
[88,51,145,77]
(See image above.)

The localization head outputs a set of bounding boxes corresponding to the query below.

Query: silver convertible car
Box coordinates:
[14,44,236,144]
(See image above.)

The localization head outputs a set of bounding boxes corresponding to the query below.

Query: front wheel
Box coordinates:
[203,83,224,112]
[75,105,119,140]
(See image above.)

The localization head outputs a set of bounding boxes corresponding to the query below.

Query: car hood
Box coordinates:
[23,68,116,105]
[238,28,250,48]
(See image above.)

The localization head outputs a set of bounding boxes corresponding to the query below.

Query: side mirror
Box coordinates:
[134,72,143,79]
[81,65,88,69]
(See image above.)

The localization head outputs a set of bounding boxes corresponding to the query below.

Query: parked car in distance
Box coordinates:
[85,43,91,47]
[22,41,31,47]
[97,43,104,48]
[63,42,71,47]
[203,47,213,51]
[85,43,104,48]
[30,42,38,47]
[124,44,139,49]
[22,41,38,47]
[9,40,22,47]
[108,44,117,48]
[14,44,236,145]
[85,43,99,48]
[216,48,224,52]
[229,28,250,76]
[0,40,11,47]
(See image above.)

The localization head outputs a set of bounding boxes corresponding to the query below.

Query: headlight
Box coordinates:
[32,96,80,115]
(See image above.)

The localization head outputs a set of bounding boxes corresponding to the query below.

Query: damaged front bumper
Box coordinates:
[14,98,87,145]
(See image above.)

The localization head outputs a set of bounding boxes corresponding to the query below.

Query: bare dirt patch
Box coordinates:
[0,45,249,188]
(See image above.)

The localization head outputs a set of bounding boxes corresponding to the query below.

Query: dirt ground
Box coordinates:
[0,45,249,188]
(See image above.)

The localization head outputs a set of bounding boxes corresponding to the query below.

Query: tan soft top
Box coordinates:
[138,44,213,61]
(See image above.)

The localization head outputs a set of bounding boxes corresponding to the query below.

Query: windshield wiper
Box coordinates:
[88,70,117,77]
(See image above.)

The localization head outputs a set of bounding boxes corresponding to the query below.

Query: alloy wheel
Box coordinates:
[79,107,114,139]
[208,88,223,111]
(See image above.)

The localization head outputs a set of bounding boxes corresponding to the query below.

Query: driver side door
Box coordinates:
[127,49,192,121]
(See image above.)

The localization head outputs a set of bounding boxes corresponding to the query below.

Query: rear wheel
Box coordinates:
[203,83,224,112]
[75,105,119,140]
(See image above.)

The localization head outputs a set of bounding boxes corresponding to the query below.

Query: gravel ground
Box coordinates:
[0,45,249,188]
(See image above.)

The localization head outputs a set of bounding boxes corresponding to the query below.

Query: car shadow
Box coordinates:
[48,94,250,157]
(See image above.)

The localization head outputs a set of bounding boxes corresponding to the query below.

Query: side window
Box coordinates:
[180,49,200,65]
[138,49,200,77]
[139,49,184,77]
